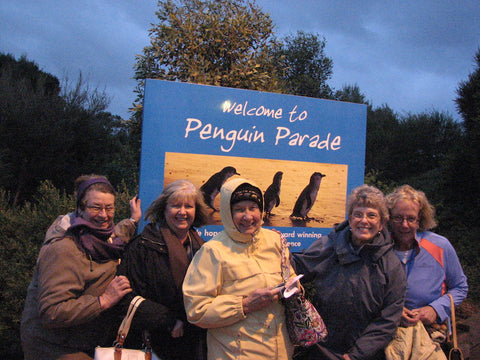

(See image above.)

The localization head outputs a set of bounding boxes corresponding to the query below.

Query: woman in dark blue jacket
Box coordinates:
[293,184,406,360]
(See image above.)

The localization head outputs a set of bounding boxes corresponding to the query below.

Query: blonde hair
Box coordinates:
[386,184,437,231]
[144,179,209,228]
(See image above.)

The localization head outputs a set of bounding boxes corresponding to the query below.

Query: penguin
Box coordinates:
[290,172,326,220]
[200,166,240,211]
[263,171,283,219]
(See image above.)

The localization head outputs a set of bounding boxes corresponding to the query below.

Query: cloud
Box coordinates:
[1,0,479,119]
[257,0,480,118]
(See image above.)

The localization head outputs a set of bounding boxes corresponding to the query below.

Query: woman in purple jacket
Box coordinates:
[386,185,467,328]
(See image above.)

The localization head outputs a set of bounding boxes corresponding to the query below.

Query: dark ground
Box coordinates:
[455,300,480,359]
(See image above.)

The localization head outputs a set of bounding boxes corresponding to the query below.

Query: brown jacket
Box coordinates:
[20,217,136,359]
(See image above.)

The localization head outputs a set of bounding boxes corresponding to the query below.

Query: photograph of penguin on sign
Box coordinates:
[139,79,367,251]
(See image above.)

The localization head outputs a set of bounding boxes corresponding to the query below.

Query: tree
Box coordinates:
[0,54,137,204]
[454,48,480,209]
[334,84,369,105]
[365,105,461,183]
[456,48,480,142]
[273,31,334,99]
[365,104,399,180]
[0,54,63,204]
[130,0,282,153]
[134,0,280,97]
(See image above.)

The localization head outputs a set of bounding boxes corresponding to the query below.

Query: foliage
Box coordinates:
[453,48,480,219]
[0,54,64,204]
[0,182,70,359]
[135,0,280,93]
[0,53,139,204]
[129,0,283,140]
[366,107,462,183]
[272,31,334,99]
[0,181,136,359]
[334,83,370,105]
[440,48,480,302]
[364,169,397,195]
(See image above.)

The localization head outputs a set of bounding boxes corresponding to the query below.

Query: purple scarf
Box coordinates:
[68,217,124,262]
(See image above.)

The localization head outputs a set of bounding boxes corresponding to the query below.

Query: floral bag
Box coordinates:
[279,234,328,347]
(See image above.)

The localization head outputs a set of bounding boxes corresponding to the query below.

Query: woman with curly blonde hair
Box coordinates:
[386,185,467,329]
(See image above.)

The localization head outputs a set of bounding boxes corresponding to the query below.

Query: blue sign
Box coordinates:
[139,80,367,251]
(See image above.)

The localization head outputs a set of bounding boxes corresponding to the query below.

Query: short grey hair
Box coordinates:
[346,184,389,225]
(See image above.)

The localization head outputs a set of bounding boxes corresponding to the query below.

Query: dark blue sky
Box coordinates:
[1,0,479,120]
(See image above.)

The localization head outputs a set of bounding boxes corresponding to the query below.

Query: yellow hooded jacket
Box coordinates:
[183,178,295,360]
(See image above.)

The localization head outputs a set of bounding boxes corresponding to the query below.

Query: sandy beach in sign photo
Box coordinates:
[164,152,348,228]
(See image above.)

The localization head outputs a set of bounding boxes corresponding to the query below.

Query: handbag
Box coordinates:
[385,294,465,360]
[385,322,447,360]
[446,293,464,360]
[280,234,327,347]
[94,295,161,360]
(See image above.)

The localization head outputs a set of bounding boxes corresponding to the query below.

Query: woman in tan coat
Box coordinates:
[21,175,135,360]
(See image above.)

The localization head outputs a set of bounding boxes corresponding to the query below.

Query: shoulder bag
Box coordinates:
[94,295,161,360]
[447,293,464,360]
[280,234,328,347]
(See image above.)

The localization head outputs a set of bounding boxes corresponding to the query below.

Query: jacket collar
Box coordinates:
[332,220,393,264]
[140,222,167,245]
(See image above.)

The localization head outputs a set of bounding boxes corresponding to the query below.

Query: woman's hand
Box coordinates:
[242,287,281,315]
[129,196,142,223]
[400,306,420,326]
[99,275,132,310]
[171,319,184,338]
[415,305,438,325]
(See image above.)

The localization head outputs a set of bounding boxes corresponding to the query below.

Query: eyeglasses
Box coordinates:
[351,211,379,221]
[86,204,115,214]
[391,215,418,224]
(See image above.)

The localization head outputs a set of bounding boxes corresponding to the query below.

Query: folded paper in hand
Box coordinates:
[282,274,304,298]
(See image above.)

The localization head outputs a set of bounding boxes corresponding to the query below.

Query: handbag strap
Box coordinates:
[278,231,290,282]
[447,293,464,360]
[115,295,145,348]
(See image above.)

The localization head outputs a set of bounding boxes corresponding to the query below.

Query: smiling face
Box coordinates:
[81,190,115,229]
[165,197,196,238]
[389,199,420,250]
[231,200,262,235]
[349,206,383,246]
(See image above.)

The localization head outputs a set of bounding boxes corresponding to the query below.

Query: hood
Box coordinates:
[332,220,394,263]
[220,178,264,243]
[44,213,74,245]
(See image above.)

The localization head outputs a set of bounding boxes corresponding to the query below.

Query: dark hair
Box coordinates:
[144,179,209,228]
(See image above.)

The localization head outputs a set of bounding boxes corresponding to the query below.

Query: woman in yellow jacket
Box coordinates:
[183,178,298,360]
